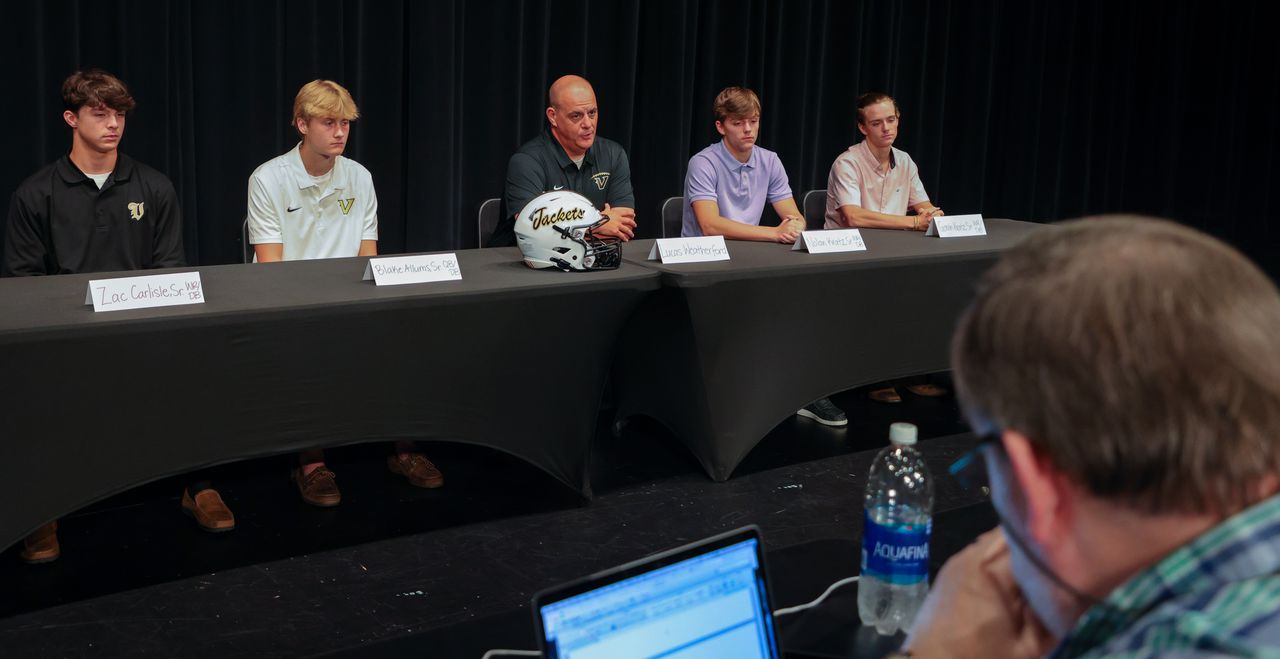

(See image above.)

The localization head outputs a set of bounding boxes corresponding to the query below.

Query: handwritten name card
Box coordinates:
[792,229,867,253]
[85,272,205,312]
[646,236,731,264]
[362,254,462,286]
[925,214,987,238]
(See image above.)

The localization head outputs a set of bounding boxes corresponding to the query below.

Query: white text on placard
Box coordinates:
[792,229,867,253]
[362,254,462,285]
[84,272,205,312]
[646,236,730,264]
[925,214,986,238]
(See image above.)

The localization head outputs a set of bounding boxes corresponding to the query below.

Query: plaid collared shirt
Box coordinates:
[1052,493,1280,658]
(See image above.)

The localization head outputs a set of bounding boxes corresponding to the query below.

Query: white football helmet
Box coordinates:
[514,191,621,271]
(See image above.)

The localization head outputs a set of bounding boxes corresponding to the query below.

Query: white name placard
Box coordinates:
[925,214,986,238]
[362,254,462,286]
[85,272,205,313]
[792,229,867,253]
[646,236,730,264]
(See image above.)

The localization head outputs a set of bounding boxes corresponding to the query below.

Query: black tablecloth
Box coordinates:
[613,219,1048,481]
[0,249,659,549]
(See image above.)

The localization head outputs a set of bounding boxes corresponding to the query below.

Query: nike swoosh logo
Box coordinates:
[552,185,564,191]
[287,206,301,213]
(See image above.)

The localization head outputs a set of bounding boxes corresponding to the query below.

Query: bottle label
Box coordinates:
[860,510,932,585]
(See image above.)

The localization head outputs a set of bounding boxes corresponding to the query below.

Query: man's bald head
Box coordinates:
[548,75,595,109]
[546,75,599,158]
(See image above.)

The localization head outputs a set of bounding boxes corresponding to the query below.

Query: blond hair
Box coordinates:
[292,80,360,128]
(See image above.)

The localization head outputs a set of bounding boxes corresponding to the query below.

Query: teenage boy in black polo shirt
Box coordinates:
[2,70,234,564]
[491,74,638,246]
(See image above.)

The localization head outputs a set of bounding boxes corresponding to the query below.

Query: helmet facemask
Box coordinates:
[551,217,621,271]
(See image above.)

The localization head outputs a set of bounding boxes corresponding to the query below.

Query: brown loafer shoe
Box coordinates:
[181,488,236,532]
[869,387,902,404]
[21,521,60,564]
[388,454,444,489]
[293,466,341,507]
[905,383,948,397]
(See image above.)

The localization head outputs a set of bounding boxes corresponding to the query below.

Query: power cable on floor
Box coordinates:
[772,575,860,617]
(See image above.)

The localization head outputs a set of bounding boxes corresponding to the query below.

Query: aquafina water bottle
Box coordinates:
[858,422,934,635]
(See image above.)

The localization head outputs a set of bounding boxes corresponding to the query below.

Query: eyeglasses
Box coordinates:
[949,430,1119,615]
[948,430,999,494]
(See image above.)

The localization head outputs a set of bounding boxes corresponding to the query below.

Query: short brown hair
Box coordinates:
[292,80,360,128]
[855,91,898,125]
[952,216,1280,515]
[713,87,761,122]
[62,69,136,114]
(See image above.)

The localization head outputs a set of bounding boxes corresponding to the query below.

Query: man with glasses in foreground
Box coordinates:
[901,217,1280,657]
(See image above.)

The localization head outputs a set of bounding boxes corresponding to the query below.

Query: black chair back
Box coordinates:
[660,196,683,238]
[477,198,502,245]
[802,189,826,230]
[241,217,253,263]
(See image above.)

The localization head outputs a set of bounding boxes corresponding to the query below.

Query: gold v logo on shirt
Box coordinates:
[591,173,610,191]
[337,198,355,215]
[127,202,145,221]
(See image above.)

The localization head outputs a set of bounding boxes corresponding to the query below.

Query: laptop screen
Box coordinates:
[534,529,779,659]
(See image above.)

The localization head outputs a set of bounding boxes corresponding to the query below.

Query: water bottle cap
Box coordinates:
[889,422,918,445]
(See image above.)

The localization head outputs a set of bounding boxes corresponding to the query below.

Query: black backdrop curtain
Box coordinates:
[2,0,1276,267]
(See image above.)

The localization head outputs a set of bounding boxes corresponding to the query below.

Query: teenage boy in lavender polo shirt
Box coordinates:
[681,87,805,243]
[681,87,846,427]
[825,91,948,404]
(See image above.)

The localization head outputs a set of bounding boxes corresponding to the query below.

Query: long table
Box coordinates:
[613,219,1047,481]
[0,248,660,550]
[0,221,1043,550]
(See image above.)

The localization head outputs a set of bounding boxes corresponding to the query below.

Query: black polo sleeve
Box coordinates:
[148,175,186,268]
[2,187,52,277]
[605,146,636,210]
[505,151,547,222]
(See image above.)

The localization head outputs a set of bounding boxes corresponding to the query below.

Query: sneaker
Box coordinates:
[292,466,341,507]
[869,387,903,403]
[388,454,445,489]
[181,488,236,532]
[20,521,59,564]
[796,397,848,427]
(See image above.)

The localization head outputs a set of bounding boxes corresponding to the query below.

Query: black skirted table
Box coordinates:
[0,248,660,550]
[613,219,1048,481]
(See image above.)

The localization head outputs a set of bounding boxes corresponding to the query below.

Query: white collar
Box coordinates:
[287,143,345,191]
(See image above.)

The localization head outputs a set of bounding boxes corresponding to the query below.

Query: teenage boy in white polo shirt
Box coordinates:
[247,80,443,507]
[825,91,948,404]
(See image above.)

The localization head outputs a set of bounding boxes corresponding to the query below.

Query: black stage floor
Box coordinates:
[0,380,980,657]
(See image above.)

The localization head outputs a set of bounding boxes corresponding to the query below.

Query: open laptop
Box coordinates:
[532,525,781,659]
